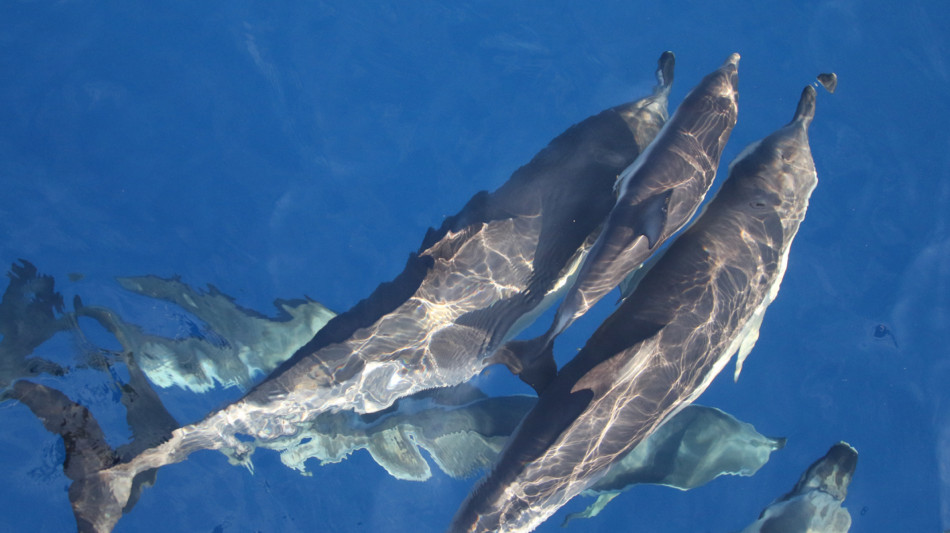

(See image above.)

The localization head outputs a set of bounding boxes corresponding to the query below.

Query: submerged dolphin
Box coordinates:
[449,85,820,532]
[501,54,740,377]
[68,53,677,532]
[563,405,787,526]
[112,275,336,392]
[741,442,858,533]
[0,260,70,395]
[11,340,179,512]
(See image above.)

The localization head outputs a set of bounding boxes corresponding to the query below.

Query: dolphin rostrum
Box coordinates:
[500,54,740,380]
[449,84,821,532]
[67,53,677,532]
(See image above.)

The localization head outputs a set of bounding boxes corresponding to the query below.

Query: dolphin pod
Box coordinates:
[65,53,677,532]
[448,84,820,532]
[561,52,739,322]
[10,54,843,533]
[499,53,740,380]
[3,263,787,509]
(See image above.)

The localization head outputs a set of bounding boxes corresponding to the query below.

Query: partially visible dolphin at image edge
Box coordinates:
[64,52,677,532]
[449,83,820,533]
[741,442,858,533]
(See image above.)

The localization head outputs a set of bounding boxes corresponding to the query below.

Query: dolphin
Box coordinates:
[67,53,677,532]
[0,260,70,396]
[740,442,858,533]
[562,405,787,526]
[112,275,336,392]
[500,54,740,379]
[449,85,821,533]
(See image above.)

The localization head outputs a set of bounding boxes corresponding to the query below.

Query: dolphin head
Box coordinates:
[670,53,740,163]
[724,85,818,241]
[788,441,858,501]
[685,52,740,118]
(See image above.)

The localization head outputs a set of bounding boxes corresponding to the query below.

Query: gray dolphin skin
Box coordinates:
[449,85,820,533]
[741,442,858,533]
[68,53,677,532]
[502,54,740,377]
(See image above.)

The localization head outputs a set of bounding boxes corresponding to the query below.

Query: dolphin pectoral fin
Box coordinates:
[491,337,557,394]
[622,189,672,250]
[617,243,673,303]
[561,491,620,527]
[733,312,764,382]
[455,292,540,347]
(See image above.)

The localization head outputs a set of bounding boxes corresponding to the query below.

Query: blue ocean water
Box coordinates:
[1,1,947,532]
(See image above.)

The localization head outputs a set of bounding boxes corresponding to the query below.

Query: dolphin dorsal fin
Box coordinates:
[636,189,673,249]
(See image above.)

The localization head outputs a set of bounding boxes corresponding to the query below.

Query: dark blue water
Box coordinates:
[1,1,947,531]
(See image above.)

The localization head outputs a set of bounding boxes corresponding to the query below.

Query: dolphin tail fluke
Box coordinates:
[612,188,672,250]
[11,380,134,532]
[561,491,620,527]
[491,337,557,394]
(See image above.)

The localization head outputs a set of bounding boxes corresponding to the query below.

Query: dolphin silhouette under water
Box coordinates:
[449,84,821,532]
[562,404,787,526]
[499,53,740,382]
[66,53,677,532]
[741,442,858,533]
